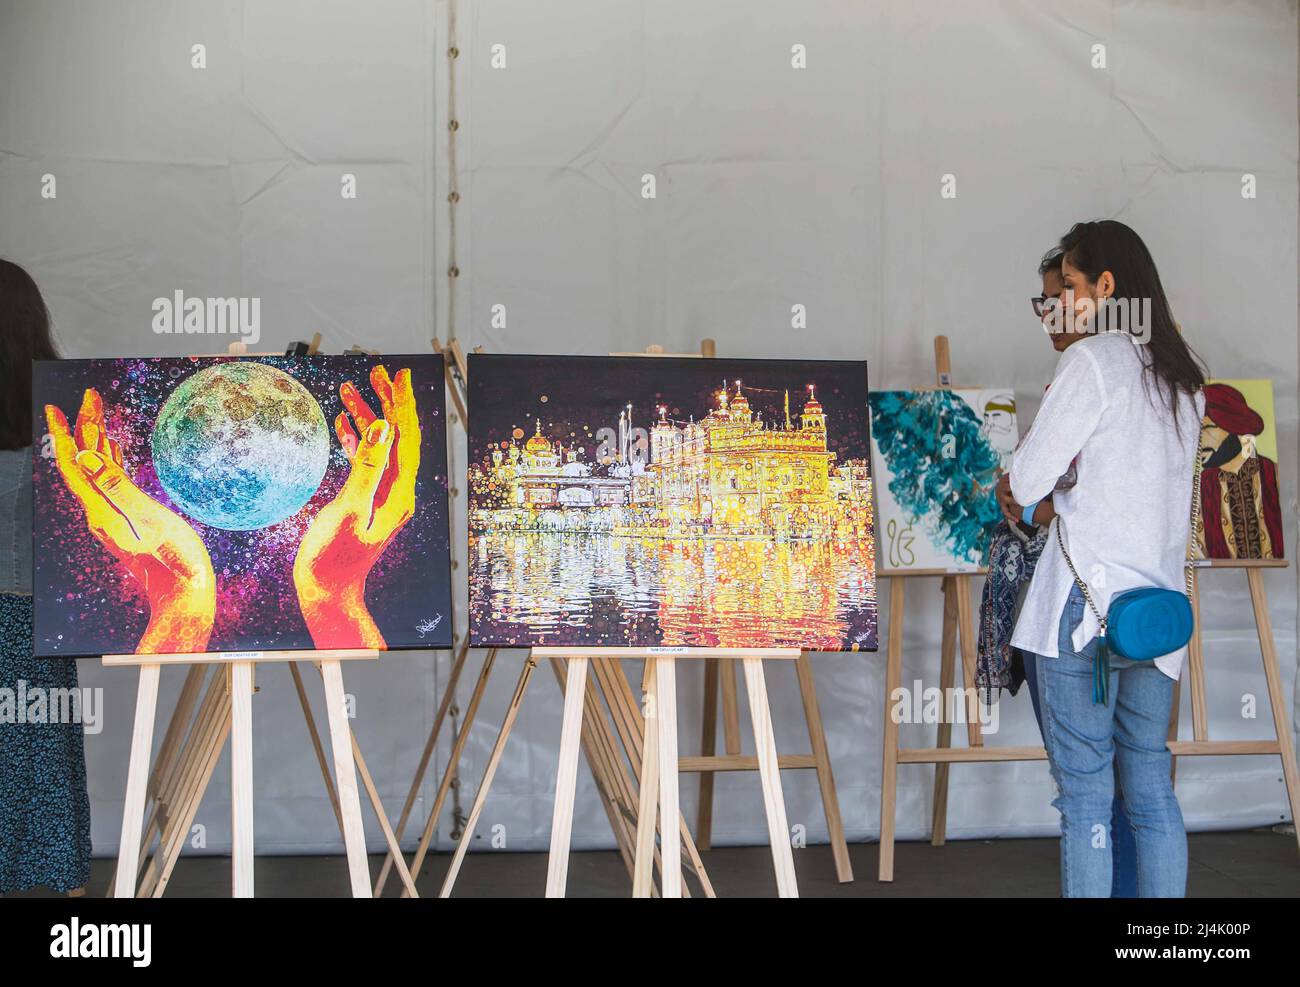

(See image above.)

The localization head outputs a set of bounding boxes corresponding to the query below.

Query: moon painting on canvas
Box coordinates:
[31,355,453,657]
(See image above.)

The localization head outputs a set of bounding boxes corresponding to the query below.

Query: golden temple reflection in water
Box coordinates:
[468,532,877,650]
[653,537,873,650]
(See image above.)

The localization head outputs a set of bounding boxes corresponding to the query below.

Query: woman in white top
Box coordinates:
[1002,221,1206,898]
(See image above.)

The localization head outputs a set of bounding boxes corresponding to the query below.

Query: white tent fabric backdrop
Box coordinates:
[0,0,1295,858]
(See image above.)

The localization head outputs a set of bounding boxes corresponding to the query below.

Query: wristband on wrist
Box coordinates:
[1021,500,1040,527]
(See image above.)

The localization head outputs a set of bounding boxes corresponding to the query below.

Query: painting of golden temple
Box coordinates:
[467,354,877,650]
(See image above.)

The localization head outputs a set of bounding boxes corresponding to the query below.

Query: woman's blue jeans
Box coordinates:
[1026,585,1186,898]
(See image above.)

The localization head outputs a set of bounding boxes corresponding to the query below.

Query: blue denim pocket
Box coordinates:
[1061,584,1096,661]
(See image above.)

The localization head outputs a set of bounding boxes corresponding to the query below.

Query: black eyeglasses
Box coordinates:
[1031,296,1060,318]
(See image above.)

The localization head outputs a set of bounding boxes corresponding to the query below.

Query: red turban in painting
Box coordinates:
[1204,383,1264,436]
[1199,383,1284,559]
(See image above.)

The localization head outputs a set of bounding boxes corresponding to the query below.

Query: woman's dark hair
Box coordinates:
[0,259,59,450]
[1057,220,1205,421]
[1038,247,1064,277]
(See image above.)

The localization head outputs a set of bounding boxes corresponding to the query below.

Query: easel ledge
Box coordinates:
[532,647,801,660]
[103,649,380,667]
[1193,558,1287,568]
[878,567,987,578]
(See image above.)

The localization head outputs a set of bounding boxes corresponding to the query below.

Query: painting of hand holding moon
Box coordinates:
[32,355,452,657]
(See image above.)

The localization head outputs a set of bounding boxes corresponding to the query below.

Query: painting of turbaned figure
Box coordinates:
[1197,380,1284,560]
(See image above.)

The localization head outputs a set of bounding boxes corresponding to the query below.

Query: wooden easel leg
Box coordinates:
[549,657,638,880]
[133,665,218,895]
[931,578,958,845]
[229,662,256,898]
[288,660,420,896]
[145,663,206,806]
[654,656,682,897]
[320,659,371,898]
[580,680,639,880]
[696,657,720,850]
[545,656,590,898]
[1187,569,1209,742]
[795,653,853,882]
[151,690,232,897]
[118,663,206,892]
[1247,569,1300,853]
[595,657,714,898]
[721,658,741,757]
[742,656,797,898]
[113,663,162,899]
[439,656,536,898]
[374,640,476,896]
[405,648,498,893]
[954,575,983,746]
[879,577,905,882]
[289,661,344,835]
[633,657,661,897]
[347,727,419,897]
[696,657,740,856]
[138,668,228,896]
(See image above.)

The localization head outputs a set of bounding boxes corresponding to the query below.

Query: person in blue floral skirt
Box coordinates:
[0,258,91,894]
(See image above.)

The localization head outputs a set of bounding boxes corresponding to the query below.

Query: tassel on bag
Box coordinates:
[1093,635,1109,705]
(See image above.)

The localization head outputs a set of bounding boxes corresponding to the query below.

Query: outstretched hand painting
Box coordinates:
[868,388,1016,571]
[32,355,452,657]
[467,354,877,651]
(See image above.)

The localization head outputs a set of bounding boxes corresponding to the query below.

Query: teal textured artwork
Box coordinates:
[869,389,1014,569]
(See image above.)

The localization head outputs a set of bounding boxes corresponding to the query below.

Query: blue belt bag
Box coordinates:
[1053,452,1202,704]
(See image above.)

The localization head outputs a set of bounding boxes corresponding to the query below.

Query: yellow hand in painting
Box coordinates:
[46,389,215,654]
[293,366,420,649]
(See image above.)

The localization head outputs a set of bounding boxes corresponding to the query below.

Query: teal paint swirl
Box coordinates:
[869,390,1002,565]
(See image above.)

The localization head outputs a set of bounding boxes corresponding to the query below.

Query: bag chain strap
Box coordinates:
[1056,518,1109,631]
[1053,414,1205,635]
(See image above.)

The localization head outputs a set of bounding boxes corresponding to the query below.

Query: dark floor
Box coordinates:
[18,827,1300,897]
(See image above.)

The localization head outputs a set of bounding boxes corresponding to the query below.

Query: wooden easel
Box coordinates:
[109,649,381,897]
[373,339,713,897]
[1168,559,1300,854]
[877,336,1046,881]
[387,340,847,896]
[443,648,802,897]
[427,649,729,897]
[108,340,420,897]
